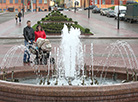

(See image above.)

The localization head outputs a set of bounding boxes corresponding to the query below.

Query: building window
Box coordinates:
[10,0,13,3]
[15,0,18,3]
[39,0,42,4]
[111,0,114,5]
[95,0,97,4]
[44,0,47,4]
[15,9,18,11]
[102,0,105,4]
[21,0,25,3]
[3,0,6,3]
[120,0,123,5]
[33,0,36,3]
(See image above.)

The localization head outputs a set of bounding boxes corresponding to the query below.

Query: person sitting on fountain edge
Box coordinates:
[23,20,35,63]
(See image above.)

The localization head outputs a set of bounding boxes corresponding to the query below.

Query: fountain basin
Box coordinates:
[0,66,138,102]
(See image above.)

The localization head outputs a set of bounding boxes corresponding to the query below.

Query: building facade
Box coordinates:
[81,0,127,8]
[64,0,127,8]
[90,0,127,8]
[0,0,50,12]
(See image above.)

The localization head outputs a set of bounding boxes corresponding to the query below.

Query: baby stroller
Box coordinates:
[29,38,54,65]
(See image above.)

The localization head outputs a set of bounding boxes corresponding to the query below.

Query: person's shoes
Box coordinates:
[23,61,28,63]
[23,61,29,66]
[28,61,33,63]
[23,60,32,63]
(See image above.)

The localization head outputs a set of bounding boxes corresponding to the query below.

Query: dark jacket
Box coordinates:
[18,12,22,18]
[23,26,35,42]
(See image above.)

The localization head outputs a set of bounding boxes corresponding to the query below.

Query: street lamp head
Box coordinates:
[74,1,79,6]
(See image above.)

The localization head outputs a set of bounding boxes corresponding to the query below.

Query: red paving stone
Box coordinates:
[0,39,138,69]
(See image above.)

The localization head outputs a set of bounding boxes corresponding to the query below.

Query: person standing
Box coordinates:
[34,25,46,42]
[48,6,51,11]
[34,25,46,64]
[23,20,35,63]
[18,12,22,23]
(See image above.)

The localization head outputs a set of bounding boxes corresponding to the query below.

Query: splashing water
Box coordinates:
[0,44,36,69]
[1,25,138,86]
[60,25,84,78]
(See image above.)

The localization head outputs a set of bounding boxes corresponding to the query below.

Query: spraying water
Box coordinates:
[60,25,84,78]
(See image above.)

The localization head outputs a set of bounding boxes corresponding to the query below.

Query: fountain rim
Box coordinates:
[0,79,138,97]
[0,66,138,97]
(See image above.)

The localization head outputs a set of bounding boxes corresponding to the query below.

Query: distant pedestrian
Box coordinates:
[48,6,51,11]
[15,14,18,23]
[18,12,22,23]
[23,20,35,63]
[54,6,57,11]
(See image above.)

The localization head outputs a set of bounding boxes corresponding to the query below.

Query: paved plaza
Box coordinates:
[0,39,138,68]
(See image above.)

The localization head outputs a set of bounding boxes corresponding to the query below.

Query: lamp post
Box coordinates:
[36,0,37,12]
[117,0,120,29]
[74,1,79,13]
[48,0,50,11]
[1,0,3,11]
[74,0,76,13]
[88,0,90,18]
[22,0,24,17]
[99,0,101,8]
[31,0,33,12]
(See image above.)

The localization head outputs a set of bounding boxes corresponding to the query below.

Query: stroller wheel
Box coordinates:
[42,55,47,65]
[50,57,55,64]
[34,58,39,65]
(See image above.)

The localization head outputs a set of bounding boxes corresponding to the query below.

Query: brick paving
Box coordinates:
[63,11,138,37]
[0,39,138,69]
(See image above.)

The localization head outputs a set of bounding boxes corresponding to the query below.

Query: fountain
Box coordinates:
[0,25,138,101]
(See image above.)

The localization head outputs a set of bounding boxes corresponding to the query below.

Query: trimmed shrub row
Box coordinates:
[34,10,92,34]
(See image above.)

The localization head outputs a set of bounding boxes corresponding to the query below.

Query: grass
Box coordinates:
[74,24,92,34]
[32,23,92,34]
[32,24,38,31]
[74,24,85,32]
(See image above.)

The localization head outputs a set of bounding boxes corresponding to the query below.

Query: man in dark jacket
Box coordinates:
[18,12,22,23]
[23,20,35,63]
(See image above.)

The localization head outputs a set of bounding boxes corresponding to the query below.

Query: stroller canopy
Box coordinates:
[36,38,52,52]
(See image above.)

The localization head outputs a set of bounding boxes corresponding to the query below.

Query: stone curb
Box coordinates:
[0,36,138,39]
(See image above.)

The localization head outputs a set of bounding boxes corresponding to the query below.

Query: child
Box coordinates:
[15,15,18,23]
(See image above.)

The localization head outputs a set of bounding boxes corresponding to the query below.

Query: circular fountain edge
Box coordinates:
[0,66,138,102]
